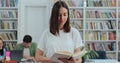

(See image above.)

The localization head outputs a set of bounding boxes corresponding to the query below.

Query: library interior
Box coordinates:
[0,0,120,63]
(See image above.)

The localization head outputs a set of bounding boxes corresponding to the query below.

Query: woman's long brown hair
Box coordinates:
[50,1,70,36]
[0,37,4,55]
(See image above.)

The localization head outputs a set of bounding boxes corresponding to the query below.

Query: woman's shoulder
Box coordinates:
[41,29,51,37]
[42,29,49,33]
[31,42,37,46]
[71,27,79,33]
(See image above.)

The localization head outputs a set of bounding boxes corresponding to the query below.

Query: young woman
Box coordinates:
[35,1,84,63]
[0,37,6,61]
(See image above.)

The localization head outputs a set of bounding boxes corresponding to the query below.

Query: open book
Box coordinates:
[50,51,86,62]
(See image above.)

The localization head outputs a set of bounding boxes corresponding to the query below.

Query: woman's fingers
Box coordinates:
[58,58,76,63]
[58,58,68,63]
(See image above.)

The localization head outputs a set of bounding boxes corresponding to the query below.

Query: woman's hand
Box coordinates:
[58,57,76,63]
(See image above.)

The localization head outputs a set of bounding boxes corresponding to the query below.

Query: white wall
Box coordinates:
[18,0,52,43]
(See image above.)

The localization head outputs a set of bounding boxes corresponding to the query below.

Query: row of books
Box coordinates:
[85,20,116,29]
[118,42,120,50]
[106,53,116,59]
[70,10,116,19]
[119,1,120,7]
[0,0,18,7]
[0,20,17,29]
[69,9,83,18]
[54,0,117,7]
[64,28,120,41]
[118,53,120,61]
[85,31,116,40]
[54,0,83,7]
[70,20,116,30]
[69,10,117,19]
[0,32,17,40]
[118,32,120,40]
[5,43,16,50]
[87,0,116,7]
[0,10,17,18]
[86,10,116,18]
[70,21,83,29]
[118,12,120,18]
[118,21,120,29]
[87,42,116,51]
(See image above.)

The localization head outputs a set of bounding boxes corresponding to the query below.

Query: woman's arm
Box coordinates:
[35,48,56,63]
[74,47,82,63]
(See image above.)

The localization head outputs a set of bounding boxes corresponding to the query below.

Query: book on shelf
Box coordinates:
[4,0,17,7]
[2,21,17,29]
[106,53,116,59]
[87,0,116,7]
[5,43,16,50]
[109,32,116,40]
[50,51,86,62]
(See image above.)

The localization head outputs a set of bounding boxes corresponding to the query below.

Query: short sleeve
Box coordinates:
[72,28,84,49]
[37,30,47,52]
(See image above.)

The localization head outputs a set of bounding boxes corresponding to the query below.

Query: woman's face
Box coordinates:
[58,7,68,29]
[0,40,3,50]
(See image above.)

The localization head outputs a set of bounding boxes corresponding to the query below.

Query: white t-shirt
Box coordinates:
[23,48,30,56]
[38,27,84,58]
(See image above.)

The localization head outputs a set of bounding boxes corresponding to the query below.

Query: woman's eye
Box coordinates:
[64,14,66,16]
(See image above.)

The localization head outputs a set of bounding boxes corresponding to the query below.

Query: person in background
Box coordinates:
[14,35,37,61]
[35,1,84,63]
[0,37,6,62]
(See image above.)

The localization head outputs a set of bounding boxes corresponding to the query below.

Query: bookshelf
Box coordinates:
[85,0,117,60]
[0,0,18,50]
[118,0,120,61]
[52,0,120,61]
